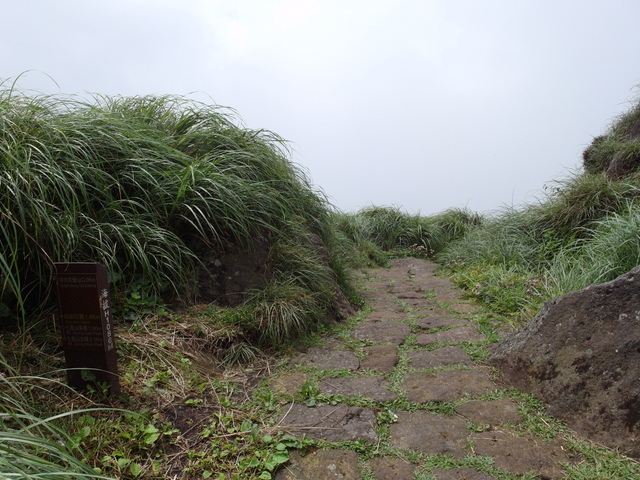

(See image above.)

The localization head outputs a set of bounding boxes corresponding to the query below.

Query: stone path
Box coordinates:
[269,258,580,480]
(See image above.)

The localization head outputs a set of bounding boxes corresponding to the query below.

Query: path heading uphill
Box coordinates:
[270,258,580,480]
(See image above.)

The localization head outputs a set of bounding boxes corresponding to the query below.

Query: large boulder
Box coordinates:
[489,267,640,457]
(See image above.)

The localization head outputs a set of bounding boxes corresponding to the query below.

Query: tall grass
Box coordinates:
[548,203,640,293]
[521,172,640,238]
[333,205,482,258]
[0,355,116,479]
[437,171,640,316]
[0,90,348,344]
[582,100,640,175]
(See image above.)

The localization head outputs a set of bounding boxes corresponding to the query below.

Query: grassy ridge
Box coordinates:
[436,94,640,318]
[0,91,355,346]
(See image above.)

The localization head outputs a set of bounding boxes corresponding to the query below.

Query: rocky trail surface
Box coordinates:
[268,258,583,480]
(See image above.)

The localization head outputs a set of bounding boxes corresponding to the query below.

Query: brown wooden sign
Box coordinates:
[54,262,120,395]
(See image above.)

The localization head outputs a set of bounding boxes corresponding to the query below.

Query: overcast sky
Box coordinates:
[3,0,640,215]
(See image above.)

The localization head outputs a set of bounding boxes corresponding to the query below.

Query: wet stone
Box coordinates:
[275,449,360,480]
[318,376,397,401]
[414,316,470,330]
[389,411,468,457]
[368,456,417,480]
[471,431,574,479]
[415,326,485,345]
[292,346,359,370]
[351,320,412,345]
[277,403,378,443]
[431,467,498,480]
[360,344,399,372]
[455,398,523,426]
[403,368,495,403]
[408,346,473,369]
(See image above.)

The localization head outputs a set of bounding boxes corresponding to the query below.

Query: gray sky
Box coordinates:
[3,0,640,215]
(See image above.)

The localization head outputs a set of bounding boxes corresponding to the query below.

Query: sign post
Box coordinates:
[54,262,120,395]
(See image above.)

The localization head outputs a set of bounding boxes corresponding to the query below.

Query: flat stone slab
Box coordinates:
[389,411,468,457]
[292,346,359,370]
[403,299,441,309]
[390,257,438,274]
[360,344,398,372]
[423,276,456,290]
[275,449,360,480]
[351,320,412,344]
[471,431,574,479]
[393,288,427,299]
[277,403,378,443]
[360,289,390,300]
[368,456,417,480]
[399,297,436,308]
[318,376,397,401]
[414,316,470,330]
[365,310,409,322]
[416,326,485,345]
[431,467,497,480]
[403,368,495,403]
[411,308,453,318]
[456,398,523,426]
[269,372,311,398]
[367,298,405,312]
[408,346,473,368]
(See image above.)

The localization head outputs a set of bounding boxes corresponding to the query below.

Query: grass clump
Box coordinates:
[0,88,358,349]
[0,354,118,479]
[437,96,640,319]
[548,203,640,293]
[334,205,483,261]
[582,99,640,175]
[437,171,640,318]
